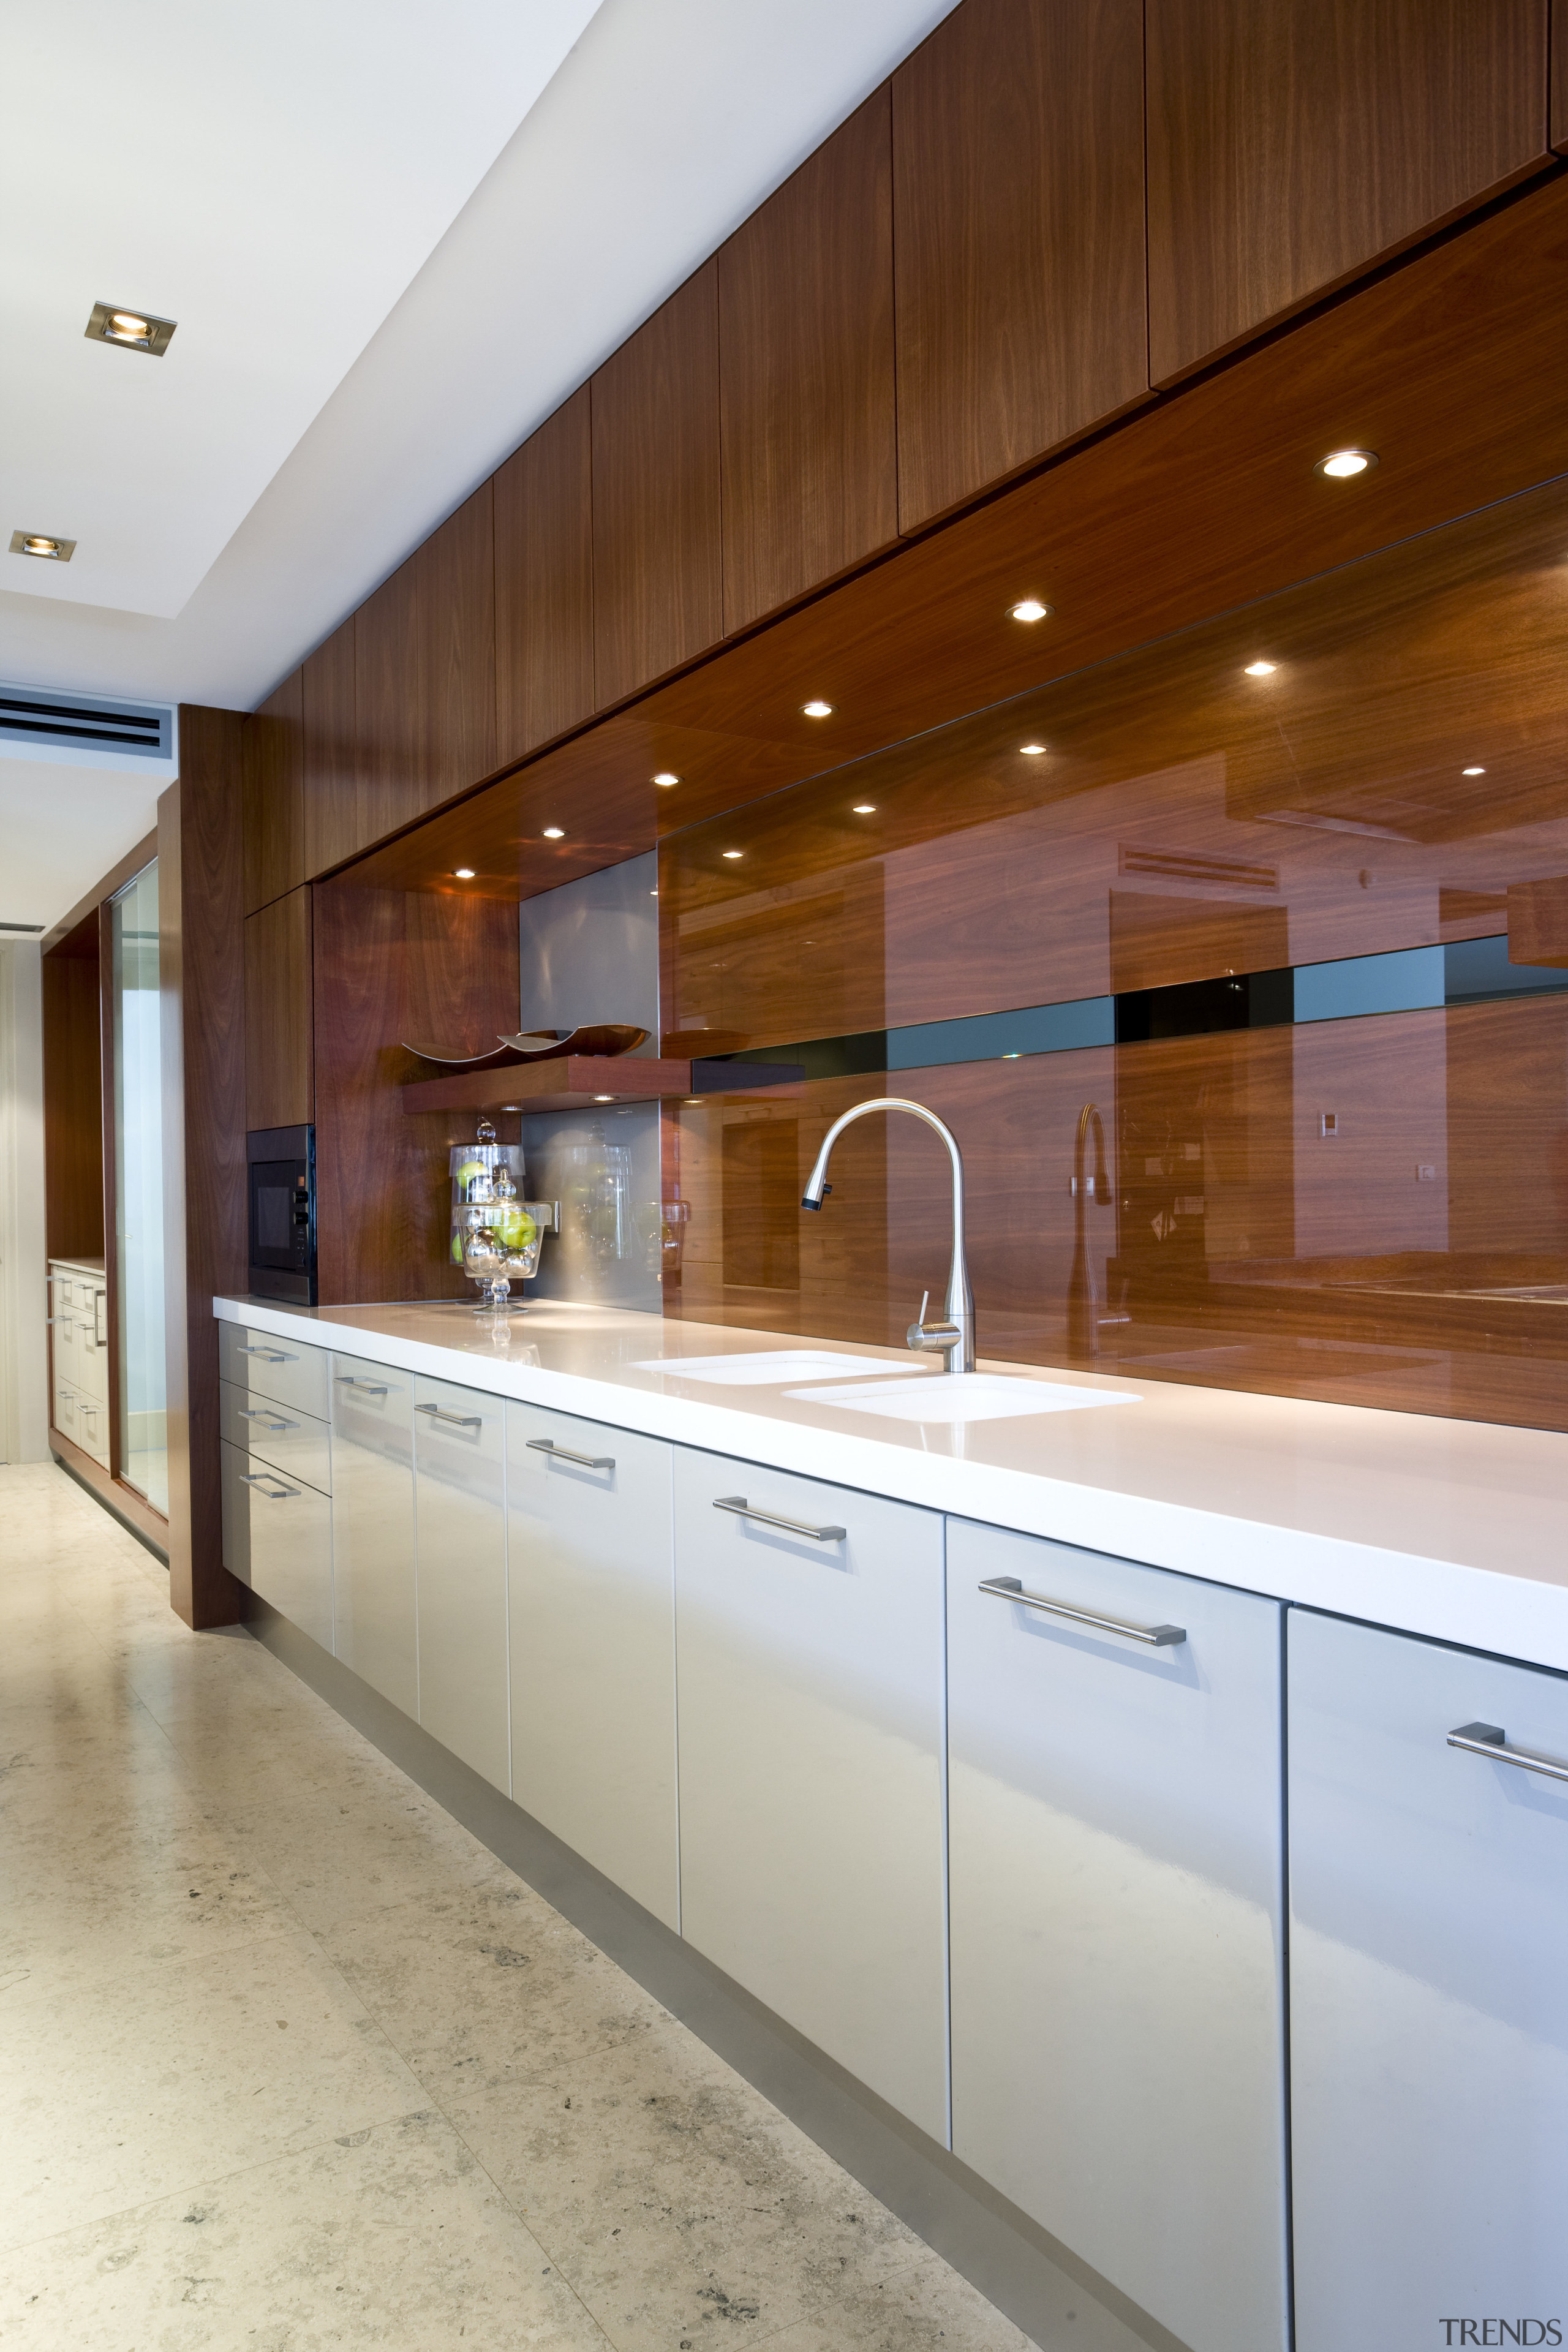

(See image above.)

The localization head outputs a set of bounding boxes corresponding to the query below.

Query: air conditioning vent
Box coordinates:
[0,682,173,761]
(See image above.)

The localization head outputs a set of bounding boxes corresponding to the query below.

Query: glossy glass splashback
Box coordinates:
[660,477,1568,1431]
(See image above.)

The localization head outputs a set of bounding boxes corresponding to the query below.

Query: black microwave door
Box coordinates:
[250,1160,310,1272]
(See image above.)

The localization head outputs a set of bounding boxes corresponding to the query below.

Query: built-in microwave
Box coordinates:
[247,1124,317,1303]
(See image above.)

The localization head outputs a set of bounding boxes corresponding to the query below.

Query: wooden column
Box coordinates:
[160,707,248,1630]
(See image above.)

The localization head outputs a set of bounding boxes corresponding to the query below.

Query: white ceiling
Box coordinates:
[1,0,961,927]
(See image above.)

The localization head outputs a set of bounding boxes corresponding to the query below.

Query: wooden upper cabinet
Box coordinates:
[592,263,722,709]
[892,0,1148,533]
[495,387,595,766]
[719,87,897,634]
[1147,0,1552,385]
[301,619,360,878]
[1554,0,1567,151]
[244,886,314,1132]
[350,481,497,854]
[243,667,304,915]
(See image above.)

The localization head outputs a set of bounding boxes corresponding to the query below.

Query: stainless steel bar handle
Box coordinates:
[714,1495,846,1542]
[527,1438,615,1470]
[238,1345,289,1362]
[336,1376,389,1395]
[979,1574,1186,1648]
[241,1472,297,1499]
[1448,1721,1568,1785]
[239,1408,295,1429]
[416,1403,483,1430]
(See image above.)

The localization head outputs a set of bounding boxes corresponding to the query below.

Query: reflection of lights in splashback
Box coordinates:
[1009,598,1052,622]
[801,699,834,718]
[1258,810,1417,842]
[1314,448,1378,480]
[1243,660,1277,677]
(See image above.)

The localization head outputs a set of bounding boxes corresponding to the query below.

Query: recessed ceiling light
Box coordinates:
[801,699,834,718]
[10,530,75,562]
[852,803,876,814]
[1244,660,1278,677]
[541,826,565,839]
[452,867,475,879]
[1009,599,1052,623]
[722,849,744,860]
[1314,448,1378,480]
[1461,765,1486,777]
[85,300,176,357]
[1019,742,1047,756]
[652,771,680,786]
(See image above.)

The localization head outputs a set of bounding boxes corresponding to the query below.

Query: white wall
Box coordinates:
[0,941,50,1463]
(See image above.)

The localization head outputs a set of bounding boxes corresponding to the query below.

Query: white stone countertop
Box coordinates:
[215,1293,1568,1674]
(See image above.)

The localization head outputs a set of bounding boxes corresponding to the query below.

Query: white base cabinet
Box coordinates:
[506,1403,677,1929]
[1289,1608,1568,2352]
[413,1374,510,1796]
[673,1448,949,2144]
[946,1519,1289,2352]
[331,1356,418,1716]
[219,1436,333,1651]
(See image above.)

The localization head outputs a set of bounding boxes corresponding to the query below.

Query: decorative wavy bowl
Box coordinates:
[401,1024,649,1071]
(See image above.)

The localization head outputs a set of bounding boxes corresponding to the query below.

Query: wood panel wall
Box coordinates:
[243,666,305,914]
[160,710,249,1630]
[244,886,314,1131]
[41,918,105,1264]
[301,619,360,875]
[1145,0,1553,383]
[495,387,595,766]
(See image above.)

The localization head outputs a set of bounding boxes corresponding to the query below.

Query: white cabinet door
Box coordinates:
[413,1374,509,1795]
[507,1403,677,1928]
[331,1356,417,1715]
[1289,1608,1568,2352]
[673,1449,948,2143]
[221,1440,333,1649]
[947,1519,1288,2352]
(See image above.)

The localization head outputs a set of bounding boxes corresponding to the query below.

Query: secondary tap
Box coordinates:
[801,1097,976,1374]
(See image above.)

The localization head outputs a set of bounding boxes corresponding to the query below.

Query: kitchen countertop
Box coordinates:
[214,1294,1568,1674]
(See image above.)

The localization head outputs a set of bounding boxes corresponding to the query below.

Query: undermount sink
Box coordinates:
[783,1373,1140,1423]
[633,1350,929,1385]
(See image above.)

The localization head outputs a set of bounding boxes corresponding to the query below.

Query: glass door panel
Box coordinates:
[111,862,167,1513]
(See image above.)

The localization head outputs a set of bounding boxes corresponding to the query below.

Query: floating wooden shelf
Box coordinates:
[399,1054,803,1115]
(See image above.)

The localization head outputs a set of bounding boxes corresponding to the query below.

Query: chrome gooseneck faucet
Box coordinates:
[801,1097,975,1374]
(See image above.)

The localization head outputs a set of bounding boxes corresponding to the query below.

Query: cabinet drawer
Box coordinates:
[220,1376,331,1495]
[75,1389,110,1469]
[1289,1609,1568,2351]
[221,1436,333,1649]
[507,1402,676,1929]
[413,1375,509,1796]
[674,1449,948,2142]
[331,1355,417,1717]
[218,1319,330,1420]
[75,1317,110,1403]
[947,1520,1287,2352]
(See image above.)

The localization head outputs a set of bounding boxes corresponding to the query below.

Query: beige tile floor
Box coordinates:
[0,1464,1042,2351]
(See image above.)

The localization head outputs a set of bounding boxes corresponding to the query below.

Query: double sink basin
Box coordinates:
[633,1350,1137,1424]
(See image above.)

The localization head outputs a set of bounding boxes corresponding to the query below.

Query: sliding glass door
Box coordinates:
[110,862,166,1513]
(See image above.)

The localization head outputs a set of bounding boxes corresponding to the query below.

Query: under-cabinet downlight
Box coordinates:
[85,300,176,356]
[1009,599,1052,623]
[541,826,565,840]
[10,530,75,560]
[1244,660,1278,677]
[1019,742,1047,756]
[1314,448,1378,480]
[652,771,680,786]
[1462,766,1486,777]
[852,804,876,814]
[452,867,475,879]
[801,699,834,718]
[722,849,744,860]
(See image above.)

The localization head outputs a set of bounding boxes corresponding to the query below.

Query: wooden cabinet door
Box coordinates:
[243,668,303,914]
[673,1449,948,2142]
[300,619,360,877]
[494,388,594,766]
[1555,0,1567,150]
[1289,1608,1568,2350]
[1147,0,1552,384]
[947,1519,1289,2352]
[506,1403,677,1929]
[892,0,1148,532]
[351,482,497,853]
[592,263,722,709]
[413,1374,510,1794]
[718,86,897,634]
[243,886,312,1131]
